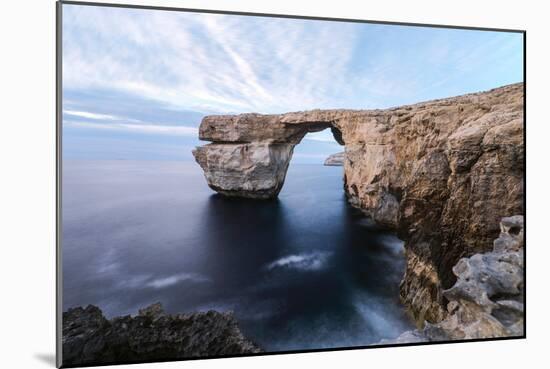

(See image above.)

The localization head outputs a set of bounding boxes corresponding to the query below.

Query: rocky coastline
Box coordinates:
[63,213,524,367]
[62,303,261,367]
[61,85,524,366]
[193,83,524,327]
[382,215,524,343]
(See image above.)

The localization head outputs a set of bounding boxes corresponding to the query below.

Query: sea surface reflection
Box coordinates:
[62,160,414,351]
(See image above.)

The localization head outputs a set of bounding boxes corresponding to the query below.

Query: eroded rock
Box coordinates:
[324,152,345,166]
[383,216,524,343]
[194,114,343,198]
[193,83,524,323]
[62,303,261,366]
[193,142,294,199]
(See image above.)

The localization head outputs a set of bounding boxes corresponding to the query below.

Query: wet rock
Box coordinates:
[62,303,261,367]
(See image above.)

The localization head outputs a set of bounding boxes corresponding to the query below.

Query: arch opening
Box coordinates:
[290,125,345,166]
[193,115,346,200]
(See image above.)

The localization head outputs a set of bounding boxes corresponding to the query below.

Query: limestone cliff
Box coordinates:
[383,215,524,343]
[193,83,524,324]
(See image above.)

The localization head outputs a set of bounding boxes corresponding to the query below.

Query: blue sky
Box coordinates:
[62,4,523,163]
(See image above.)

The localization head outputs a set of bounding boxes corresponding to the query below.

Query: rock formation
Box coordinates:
[193,114,342,199]
[383,215,524,343]
[324,152,345,166]
[62,303,261,367]
[193,83,524,324]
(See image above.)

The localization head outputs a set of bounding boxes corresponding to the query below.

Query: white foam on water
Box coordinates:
[145,272,211,288]
[265,251,333,272]
[378,234,405,256]
[352,291,412,341]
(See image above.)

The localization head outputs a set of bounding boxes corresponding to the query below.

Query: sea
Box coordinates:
[62,160,414,351]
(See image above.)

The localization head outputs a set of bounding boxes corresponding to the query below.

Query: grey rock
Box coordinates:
[383,216,524,344]
[324,152,345,166]
[62,303,261,367]
[494,215,524,252]
[379,330,428,344]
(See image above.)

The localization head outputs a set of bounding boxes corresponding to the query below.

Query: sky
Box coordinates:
[62,4,523,163]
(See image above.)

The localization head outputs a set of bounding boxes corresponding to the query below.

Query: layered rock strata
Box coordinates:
[383,215,524,343]
[62,303,261,367]
[324,152,345,166]
[192,83,524,324]
[193,115,342,198]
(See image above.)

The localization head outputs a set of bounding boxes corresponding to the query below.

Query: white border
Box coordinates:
[1,1,547,368]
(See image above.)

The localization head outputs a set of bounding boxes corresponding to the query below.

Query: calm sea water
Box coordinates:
[62,160,414,351]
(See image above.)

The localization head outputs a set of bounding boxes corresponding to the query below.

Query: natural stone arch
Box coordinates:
[192,113,344,199]
[192,84,524,325]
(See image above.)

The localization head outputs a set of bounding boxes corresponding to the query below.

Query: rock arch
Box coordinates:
[192,113,344,199]
[192,83,524,324]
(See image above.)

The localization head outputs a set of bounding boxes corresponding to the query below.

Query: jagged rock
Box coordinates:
[193,83,524,322]
[379,330,428,344]
[383,216,524,343]
[62,303,261,366]
[324,152,345,166]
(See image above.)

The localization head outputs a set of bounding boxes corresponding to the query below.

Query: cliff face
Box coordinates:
[62,303,261,367]
[193,83,524,324]
[384,215,524,343]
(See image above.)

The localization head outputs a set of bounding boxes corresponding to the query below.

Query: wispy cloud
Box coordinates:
[61,4,523,162]
[63,5,523,113]
[63,6,522,114]
[64,120,199,136]
[63,5,360,113]
[64,109,121,121]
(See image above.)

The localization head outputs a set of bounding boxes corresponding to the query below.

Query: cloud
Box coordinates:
[64,119,199,136]
[62,5,360,114]
[61,4,523,164]
[64,109,121,120]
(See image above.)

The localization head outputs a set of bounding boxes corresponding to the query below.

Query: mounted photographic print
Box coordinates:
[57,1,525,367]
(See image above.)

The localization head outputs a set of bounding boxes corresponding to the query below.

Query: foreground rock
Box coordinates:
[382,216,524,343]
[324,152,345,166]
[193,83,524,323]
[62,303,261,366]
